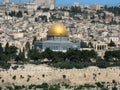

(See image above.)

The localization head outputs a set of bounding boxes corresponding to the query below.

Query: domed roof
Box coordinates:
[47,22,68,36]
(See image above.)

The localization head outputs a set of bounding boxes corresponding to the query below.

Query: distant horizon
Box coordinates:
[0,0,120,6]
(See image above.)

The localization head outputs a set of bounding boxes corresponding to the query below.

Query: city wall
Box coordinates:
[0,64,120,86]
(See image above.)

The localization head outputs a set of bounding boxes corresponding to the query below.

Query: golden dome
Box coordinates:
[47,22,68,36]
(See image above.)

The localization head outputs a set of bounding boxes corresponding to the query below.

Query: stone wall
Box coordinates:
[0,64,120,86]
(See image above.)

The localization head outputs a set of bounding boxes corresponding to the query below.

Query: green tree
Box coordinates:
[5,11,8,15]
[108,40,116,47]
[16,51,25,62]
[81,41,88,48]
[28,48,41,60]
[9,11,16,17]
[70,6,81,14]
[112,87,117,90]
[81,50,97,62]
[16,11,23,18]
[5,43,17,58]
[38,83,49,89]
[25,41,30,51]
[104,50,120,61]
[42,48,54,60]
[66,49,80,62]
[0,53,9,62]
[49,84,60,90]
[24,11,28,15]
[8,46,18,58]
[52,51,66,63]
[89,50,97,59]
[35,17,38,22]
[0,43,3,53]
[96,60,109,68]
[0,53,10,69]
[37,6,41,10]
[88,42,94,48]
[5,42,9,54]
[32,37,37,45]
[42,8,49,12]
[104,51,113,61]
[39,15,47,22]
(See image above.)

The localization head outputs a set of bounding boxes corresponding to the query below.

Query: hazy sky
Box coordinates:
[56,0,120,6]
[0,0,120,6]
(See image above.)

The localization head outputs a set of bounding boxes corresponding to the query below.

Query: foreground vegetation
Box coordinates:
[1,80,119,90]
[0,42,120,69]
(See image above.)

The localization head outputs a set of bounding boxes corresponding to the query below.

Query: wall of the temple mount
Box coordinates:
[0,64,120,86]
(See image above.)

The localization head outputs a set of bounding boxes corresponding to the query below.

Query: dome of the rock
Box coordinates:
[47,22,68,36]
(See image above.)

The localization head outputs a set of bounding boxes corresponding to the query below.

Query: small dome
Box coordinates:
[47,22,68,36]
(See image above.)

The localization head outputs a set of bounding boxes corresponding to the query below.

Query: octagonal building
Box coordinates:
[34,22,80,52]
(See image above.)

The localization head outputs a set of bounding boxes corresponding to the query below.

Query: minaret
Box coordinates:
[50,0,55,9]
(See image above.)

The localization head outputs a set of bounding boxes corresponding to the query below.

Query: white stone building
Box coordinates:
[32,0,55,9]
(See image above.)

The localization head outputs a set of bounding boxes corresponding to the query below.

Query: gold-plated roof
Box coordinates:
[47,22,68,36]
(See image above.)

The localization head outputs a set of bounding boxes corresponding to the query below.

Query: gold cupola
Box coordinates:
[47,22,68,36]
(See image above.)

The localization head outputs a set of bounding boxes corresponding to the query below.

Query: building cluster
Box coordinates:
[0,0,120,57]
[32,0,55,9]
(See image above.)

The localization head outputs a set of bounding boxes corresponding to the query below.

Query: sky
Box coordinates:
[0,0,120,6]
[56,0,120,6]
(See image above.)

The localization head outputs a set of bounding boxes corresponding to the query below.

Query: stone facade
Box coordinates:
[32,0,55,9]
[0,64,120,86]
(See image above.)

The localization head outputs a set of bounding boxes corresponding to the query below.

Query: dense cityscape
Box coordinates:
[0,0,120,89]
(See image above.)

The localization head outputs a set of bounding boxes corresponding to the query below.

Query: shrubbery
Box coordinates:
[2,81,119,90]
[1,41,120,69]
